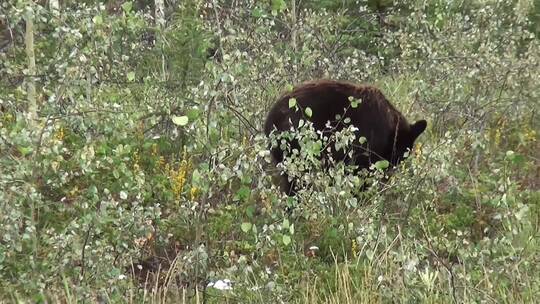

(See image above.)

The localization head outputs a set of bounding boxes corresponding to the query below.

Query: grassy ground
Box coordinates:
[0,0,539,302]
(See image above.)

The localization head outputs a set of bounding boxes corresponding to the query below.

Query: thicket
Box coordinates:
[0,0,538,302]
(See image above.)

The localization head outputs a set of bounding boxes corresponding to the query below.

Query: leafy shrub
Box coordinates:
[0,0,538,302]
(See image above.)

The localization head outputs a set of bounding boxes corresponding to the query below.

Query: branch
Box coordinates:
[80,221,95,282]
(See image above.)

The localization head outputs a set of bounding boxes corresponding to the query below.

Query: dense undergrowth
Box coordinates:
[0,0,538,303]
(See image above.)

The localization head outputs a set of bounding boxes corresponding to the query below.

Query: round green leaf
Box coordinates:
[288,98,297,108]
[373,160,390,170]
[305,107,313,118]
[92,15,103,25]
[282,218,290,229]
[127,71,135,82]
[241,222,252,233]
[171,115,189,126]
[187,108,201,120]
[282,234,291,246]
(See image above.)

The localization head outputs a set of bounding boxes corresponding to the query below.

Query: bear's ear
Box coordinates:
[410,120,427,139]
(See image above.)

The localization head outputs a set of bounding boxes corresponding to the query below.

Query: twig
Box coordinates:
[80,221,95,282]
[224,94,260,135]
[420,220,458,304]
[205,78,222,140]
[401,139,449,224]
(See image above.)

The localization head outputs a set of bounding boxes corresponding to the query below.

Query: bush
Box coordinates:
[0,0,538,302]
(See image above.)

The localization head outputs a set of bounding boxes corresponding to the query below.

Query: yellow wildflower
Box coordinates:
[351,239,359,258]
[190,187,199,200]
[414,142,423,159]
[170,149,192,198]
[54,126,65,141]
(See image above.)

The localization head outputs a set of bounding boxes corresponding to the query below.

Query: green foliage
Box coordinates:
[0,0,539,302]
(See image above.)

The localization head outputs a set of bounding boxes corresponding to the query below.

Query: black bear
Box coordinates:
[264,80,427,195]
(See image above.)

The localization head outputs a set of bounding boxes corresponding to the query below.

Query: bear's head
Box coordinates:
[390,119,427,166]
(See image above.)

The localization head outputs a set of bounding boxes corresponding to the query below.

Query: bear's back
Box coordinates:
[265,80,405,153]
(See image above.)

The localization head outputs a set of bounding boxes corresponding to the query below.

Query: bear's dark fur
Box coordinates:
[264,79,427,195]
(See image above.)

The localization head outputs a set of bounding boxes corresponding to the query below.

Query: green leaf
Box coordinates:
[305,107,313,118]
[171,115,189,126]
[88,185,98,196]
[506,150,525,165]
[187,108,201,121]
[192,169,202,185]
[373,160,390,170]
[209,128,220,143]
[251,7,264,18]
[17,146,33,156]
[288,98,297,108]
[241,222,252,233]
[246,205,256,219]
[119,191,128,200]
[234,186,251,202]
[127,71,135,82]
[121,1,132,12]
[285,84,294,92]
[241,175,253,185]
[282,234,291,246]
[220,73,234,83]
[92,15,103,25]
[349,96,361,108]
[271,0,286,15]
[359,137,367,144]
[310,140,323,156]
